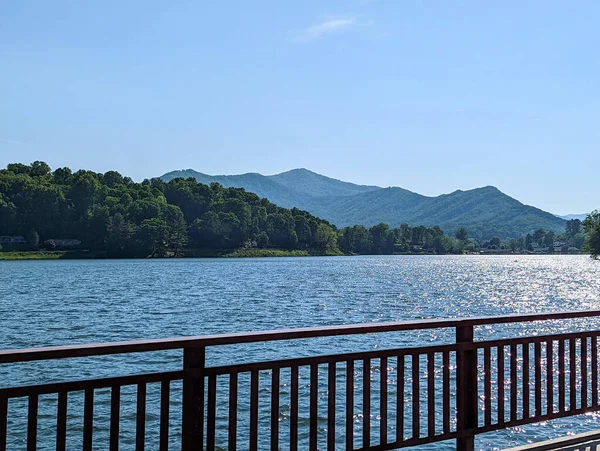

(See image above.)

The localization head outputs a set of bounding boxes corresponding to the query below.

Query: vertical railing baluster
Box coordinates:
[442,351,449,434]
[182,346,205,451]
[271,368,280,451]
[310,364,318,450]
[83,388,94,451]
[484,346,491,426]
[582,337,588,410]
[136,383,146,451]
[206,375,217,450]
[380,357,388,446]
[363,358,371,448]
[56,391,67,451]
[523,344,530,420]
[427,352,435,437]
[592,336,598,407]
[27,394,38,451]
[291,366,299,451]
[160,380,170,451]
[110,385,120,451]
[346,360,354,451]
[498,346,505,424]
[534,341,542,417]
[412,354,420,440]
[456,326,476,451]
[559,339,565,412]
[308,365,318,450]
[0,396,7,451]
[327,362,336,450]
[570,338,577,411]
[510,344,517,422]
[547,340,554,415]
[250,370,259,451]
[228,373,238,451]
[397,355,405,442]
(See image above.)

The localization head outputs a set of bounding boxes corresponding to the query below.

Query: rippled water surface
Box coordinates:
[1,255,600,450]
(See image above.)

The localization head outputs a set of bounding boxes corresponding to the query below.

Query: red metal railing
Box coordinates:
[1,310,600,450]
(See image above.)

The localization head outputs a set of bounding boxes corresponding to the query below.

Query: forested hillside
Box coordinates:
[0,162,340,257]
[311,186,567,239]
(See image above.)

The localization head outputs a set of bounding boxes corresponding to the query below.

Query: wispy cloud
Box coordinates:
[0,138,26,145]
[295,18,360,42]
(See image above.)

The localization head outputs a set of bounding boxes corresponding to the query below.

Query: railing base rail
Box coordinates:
[503,430,600,451]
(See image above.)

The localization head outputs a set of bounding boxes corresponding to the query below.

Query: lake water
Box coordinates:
[1,255,600,450]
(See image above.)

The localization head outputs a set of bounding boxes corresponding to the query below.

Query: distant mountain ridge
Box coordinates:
[556,213,588,221]
[161,168,379,208]
[160,168,566,239]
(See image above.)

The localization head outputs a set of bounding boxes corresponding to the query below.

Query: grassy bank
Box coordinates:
[0,251,67,260]
[224,249,311,258]
[0,249,314,260]
[0,251,107,260]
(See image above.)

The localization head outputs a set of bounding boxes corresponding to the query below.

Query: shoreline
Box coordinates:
[0,250,585,261]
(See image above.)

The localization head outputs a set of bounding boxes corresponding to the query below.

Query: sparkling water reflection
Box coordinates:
[1,255,600,450]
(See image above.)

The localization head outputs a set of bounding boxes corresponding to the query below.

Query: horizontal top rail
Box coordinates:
[1,309,600,364]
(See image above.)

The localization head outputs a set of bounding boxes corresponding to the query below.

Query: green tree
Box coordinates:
[169,218,188,256]
[189,212,222,248]
[218,212,243,248]
[102,171,125,188]
[294,215,313,249]
[52,167,73,185]
[455,228,468,241]
[69,171,100,217]
[411,226,427,246]
[489,237,501,248]
[339,225,372,254]
[533,229,546,246]
[266,213,298,249]
[83,205,110,249]
[370,223,390,254]
[583,211,600,259]
[256,232,269,249]
[0,194,17,235]
[163,204,189,256]
[313,223,339,254]
[29,161,52,177]
[138,218,169,257]
[106,213,135,256]
[565,219,582,237]
[26,229,39,248]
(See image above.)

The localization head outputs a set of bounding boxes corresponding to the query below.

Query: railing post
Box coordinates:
[182,346,206,451]
[456,325,477,451]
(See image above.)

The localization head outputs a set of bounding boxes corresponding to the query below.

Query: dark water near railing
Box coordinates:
[1,255,600,450]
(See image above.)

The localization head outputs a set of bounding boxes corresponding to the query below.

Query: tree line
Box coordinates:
[0,162,344,257]
[584,211,600,259]
[476,220,586,253]
[0,162,597,258]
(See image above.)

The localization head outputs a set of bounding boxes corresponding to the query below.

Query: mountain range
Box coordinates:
[160,168,567,240]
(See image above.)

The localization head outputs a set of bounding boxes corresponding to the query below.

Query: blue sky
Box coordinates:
[1,1,598,215]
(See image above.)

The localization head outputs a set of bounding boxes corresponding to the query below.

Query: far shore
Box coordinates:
[0,249,585,261]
